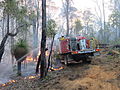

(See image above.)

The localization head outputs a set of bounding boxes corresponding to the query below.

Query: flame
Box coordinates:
[26,55,33,62]
[50,67,64,71]
[0,80,16,87]
[25,50,49,63]
[28,76,36,79]
[1,84,6,87]
[37,50,41,58]
[0,66,64,87]
[24,74,40,80]
[0,49,64,88]
[9,80,16,83]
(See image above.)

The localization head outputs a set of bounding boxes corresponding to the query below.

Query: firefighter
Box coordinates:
[90,37,98,49]
[59,36,65,40]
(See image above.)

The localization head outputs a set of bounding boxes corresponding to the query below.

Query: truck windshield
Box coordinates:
[70,38,77,51]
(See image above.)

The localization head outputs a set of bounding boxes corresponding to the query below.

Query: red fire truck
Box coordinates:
[58,36,100,65]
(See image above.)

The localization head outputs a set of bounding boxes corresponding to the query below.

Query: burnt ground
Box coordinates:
[0,50,120,90]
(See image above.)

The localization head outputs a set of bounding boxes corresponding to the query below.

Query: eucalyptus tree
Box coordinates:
[94,0,107,42]
[74,19,83,35]
[109,0,120,41]
[61,0,76,36]
[0,0,30,62]
[65,0,70,36]
[22,0,40,60]
[36,18,57,75]
[109,10,120,39]
[30,0,40,60]
[40,0,47,78]
[82,9,94,37]
[36,18,57,74]
[46,19,57,73]
[36,17,53,75]
[111,0,120,10]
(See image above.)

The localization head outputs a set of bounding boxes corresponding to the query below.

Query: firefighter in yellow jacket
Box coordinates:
[90,37,99,49]
[59,36,65,40]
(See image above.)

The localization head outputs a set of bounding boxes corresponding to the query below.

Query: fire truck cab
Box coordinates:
[59,36,100,65]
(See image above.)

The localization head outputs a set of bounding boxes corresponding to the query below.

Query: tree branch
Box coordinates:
[8,23,32,37]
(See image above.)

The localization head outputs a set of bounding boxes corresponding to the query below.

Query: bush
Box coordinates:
[110,38,120,45]
[15,39,28,50]
[12,39,29,61]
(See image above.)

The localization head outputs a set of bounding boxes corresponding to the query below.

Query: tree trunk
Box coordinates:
[36,54,41,74]
[33,18,38,61]
[17,62,21,76]
[10,18,15,65]
[0,34,9,62]
[102,0,106,41]
[2,16,5,38]
[66,0,70,36]
[119,27,120,38]
[47,34,55,73]
[40,0,47,78]
[33,0,39,61]
[32,0,39,61]
[0,14,9,62]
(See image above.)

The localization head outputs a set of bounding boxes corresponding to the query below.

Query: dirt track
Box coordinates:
[0,51,120,90]
[41,55,120,90]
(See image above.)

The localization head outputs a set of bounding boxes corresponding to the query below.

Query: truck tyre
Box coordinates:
[82,56,91,64]
[82,57,87,63]
[64,55,69,65]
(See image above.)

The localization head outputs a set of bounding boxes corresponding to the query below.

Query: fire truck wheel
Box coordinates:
[82,58,87,63]
[82,56,91,64]
[64,55,68,65]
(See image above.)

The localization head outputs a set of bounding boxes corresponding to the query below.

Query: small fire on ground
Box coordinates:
[25,50,49,62]
[50,67,64,71]
[0,66,64,87]
[0,80,16,87]
[0,50,64,87]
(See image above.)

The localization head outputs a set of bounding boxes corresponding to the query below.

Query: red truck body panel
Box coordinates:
[59,36,89,54]
[60,39,70,54]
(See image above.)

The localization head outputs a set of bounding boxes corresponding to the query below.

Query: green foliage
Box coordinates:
[109,10,120,28]
[29,11,37,20]
[16,6,27,21]
[107,55,114,59]
[74,19,83,34]
[0,1,5,8]
[12,39,29,63]
[13,39,29,52]
[2,0,18,15]
[110,38,120,45]
[47,19,57,38]
[1,0,24,19]
[102,23,111,43]
[0,0,29,30]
